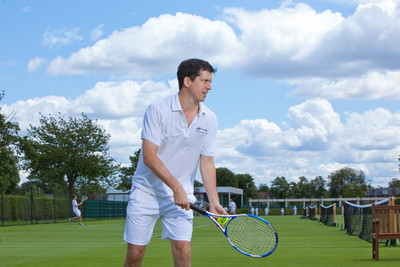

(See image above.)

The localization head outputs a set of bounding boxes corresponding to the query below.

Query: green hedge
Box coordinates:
[1,195,70,222]
[236,208,296,216]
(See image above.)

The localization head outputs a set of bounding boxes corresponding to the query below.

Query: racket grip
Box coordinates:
[190,203,207,215]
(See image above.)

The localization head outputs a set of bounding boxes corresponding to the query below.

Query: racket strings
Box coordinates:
[226,216,277,257]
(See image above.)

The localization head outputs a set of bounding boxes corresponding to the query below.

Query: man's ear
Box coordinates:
[183,76,191,87]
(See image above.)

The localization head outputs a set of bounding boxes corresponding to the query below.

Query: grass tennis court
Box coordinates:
[1,215,399,266]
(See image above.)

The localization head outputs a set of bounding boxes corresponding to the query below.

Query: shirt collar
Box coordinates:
[172,93,181,112]
[172,93,207,116]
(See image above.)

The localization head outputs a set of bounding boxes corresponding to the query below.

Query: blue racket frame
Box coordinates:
[190,203,278,258]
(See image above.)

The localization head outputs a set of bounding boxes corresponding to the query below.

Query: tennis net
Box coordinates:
[320,203,336,226]
[344,198,389,242]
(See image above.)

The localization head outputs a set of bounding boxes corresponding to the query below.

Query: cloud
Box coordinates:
[289,70,400,100]
[27,57,46,72]
[22,6,32,13]
[2,85,399,186]
[222,4,344,74]
[42,27,83,48]
[46,12,242,77]
[1,79,178,163]
[215,98,400,186]
[43,2,400,101]
[90,24,105,41]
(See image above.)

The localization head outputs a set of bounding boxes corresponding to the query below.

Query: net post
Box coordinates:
[333,203,336,225]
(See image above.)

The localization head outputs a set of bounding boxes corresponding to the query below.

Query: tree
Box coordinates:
[310,176,327,198]
[269,176,289,199]
[236,173,257,205]
[0,96,20,193]
[216,167,238,187]
[389,178,400,188]
[117,149,141,191]
[327,167,367,197]
[258,183,269,192]
[294,176,311,198]
[21,113,119,197]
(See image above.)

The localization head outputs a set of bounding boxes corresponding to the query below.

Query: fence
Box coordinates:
[84,200,127,220]
[1,186,130,226]
[1,185,70,226]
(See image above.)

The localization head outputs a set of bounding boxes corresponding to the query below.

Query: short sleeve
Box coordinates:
[200,113,218,157]
[141,104,163,146]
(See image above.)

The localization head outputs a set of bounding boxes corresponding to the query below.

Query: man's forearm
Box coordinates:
[199,155,220,206]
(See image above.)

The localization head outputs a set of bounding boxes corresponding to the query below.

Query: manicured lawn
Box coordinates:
[0,215,399,266]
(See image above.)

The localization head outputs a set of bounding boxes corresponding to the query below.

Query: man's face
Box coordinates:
[187,70,213,102]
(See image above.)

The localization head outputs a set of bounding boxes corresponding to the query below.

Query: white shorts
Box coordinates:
[123,186,193,246]
[73,209,81,217]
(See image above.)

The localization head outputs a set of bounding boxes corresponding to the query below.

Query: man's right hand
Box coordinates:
[173,184,190,210]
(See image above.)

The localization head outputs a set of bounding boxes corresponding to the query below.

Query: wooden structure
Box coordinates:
[372,199,400,261]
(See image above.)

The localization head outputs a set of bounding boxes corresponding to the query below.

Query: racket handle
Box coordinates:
[190,203,207,215]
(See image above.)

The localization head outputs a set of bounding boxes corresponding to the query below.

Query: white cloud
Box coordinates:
[27,57,46,72]
[47,13,242,77]
[90,24,105,41]
[215,98,400,186]
[42,27,83,48]
[2,85,399,187]
[289,70,400,100]
[223,4,343,67]
[22,6,32,13]
[43,2,400,101]
[73,79,177,118]
[1,79,177,163]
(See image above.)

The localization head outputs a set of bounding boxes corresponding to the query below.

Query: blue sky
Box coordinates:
[1,0,400,187]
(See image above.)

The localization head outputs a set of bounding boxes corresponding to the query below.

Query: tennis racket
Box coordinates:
[81,196,88,203]
[190,203,278,258]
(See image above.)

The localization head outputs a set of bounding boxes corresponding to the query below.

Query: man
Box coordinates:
[265,206,269,216]
[229,199,237,215]
[69,194,83,225]
[123,59,226,267]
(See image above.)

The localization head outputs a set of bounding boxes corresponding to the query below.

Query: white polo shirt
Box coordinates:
[132,93,218,199]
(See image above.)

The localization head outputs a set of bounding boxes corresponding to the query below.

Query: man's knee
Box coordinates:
[125,244,146,267]
[171,240,191,266]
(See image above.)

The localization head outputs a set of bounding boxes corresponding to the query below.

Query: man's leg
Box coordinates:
[170,240,191,267]
[124,243,146,267]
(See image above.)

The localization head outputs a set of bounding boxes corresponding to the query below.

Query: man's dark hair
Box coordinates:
[177,58,216,90]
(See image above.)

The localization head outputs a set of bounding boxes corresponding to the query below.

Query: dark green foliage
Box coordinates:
[327,167,367,197]
[216,167,238,187]
[269,176,289,199]
[21,113,119,196]
[0,104,20,193]
[117,149,141,191]
[0,194,70,222]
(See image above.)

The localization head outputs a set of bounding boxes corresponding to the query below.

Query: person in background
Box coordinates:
[70,194,84,225]
[265,206,269,216]
[229,199,237,215]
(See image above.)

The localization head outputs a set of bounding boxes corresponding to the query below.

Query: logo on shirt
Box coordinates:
[196,127,208,134]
